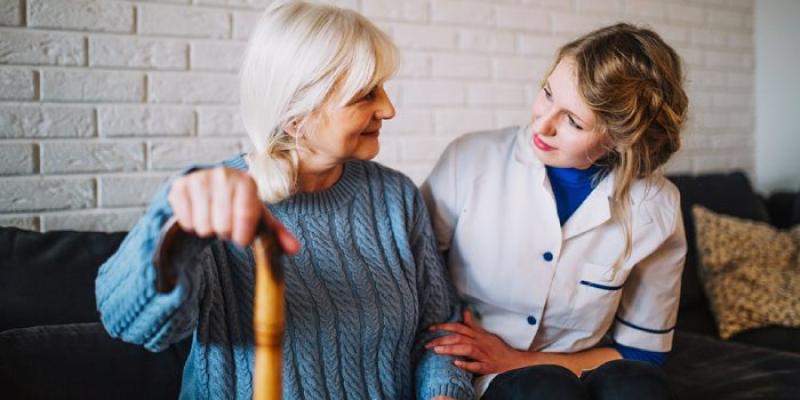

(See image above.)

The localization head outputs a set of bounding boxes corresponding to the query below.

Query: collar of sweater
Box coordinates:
[271,160,362,215]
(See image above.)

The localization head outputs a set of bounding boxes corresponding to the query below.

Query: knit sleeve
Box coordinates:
[95,174,210,352]
[409,190,475,400]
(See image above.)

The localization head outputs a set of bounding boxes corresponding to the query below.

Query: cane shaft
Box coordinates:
[253,233,284,400]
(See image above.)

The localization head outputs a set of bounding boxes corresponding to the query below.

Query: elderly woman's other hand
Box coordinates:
[167,167,300,254]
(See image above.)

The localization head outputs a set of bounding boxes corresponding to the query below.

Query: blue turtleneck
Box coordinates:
[546,164,602,226]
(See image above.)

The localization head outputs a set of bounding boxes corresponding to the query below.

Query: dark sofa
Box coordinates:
[2,172,799,399]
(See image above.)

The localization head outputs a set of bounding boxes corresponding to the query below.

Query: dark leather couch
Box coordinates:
[663,173,800,399]
[1,172,799,399]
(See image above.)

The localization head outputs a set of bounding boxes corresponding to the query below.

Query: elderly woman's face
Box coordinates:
[304,84,395,164]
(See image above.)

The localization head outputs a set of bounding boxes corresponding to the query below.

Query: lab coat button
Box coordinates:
[527,315,537,325]
[542,252,554,262]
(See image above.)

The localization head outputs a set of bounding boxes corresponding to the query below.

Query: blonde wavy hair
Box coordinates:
[547,23,689,263]
[239,0,398,203]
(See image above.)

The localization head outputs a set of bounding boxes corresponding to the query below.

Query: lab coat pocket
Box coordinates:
[566,262,628,330]
[578,262,624,292]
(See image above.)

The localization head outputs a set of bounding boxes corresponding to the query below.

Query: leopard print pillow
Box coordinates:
[692,205,800,339]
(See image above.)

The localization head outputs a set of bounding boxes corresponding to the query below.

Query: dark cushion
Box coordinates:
[0,227,126,331]
[794,192,800,226]
[665,331,800,400]
[667,173,770,314]
[673,306,718,337]
[0,323,190,400]
[675,298,800,355]
[731,326,800,354]
[766,192,800,229]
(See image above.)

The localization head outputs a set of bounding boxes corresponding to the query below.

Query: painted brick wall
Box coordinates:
[0,0,754,232]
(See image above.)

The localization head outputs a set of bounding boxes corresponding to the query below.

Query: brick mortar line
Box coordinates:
[0,171,175,179]
[0,26,255,45]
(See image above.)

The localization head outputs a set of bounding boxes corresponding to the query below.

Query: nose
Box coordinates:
[376,87,396,120]
[532,108,558,137]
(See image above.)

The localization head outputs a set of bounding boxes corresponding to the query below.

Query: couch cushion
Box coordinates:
[732,326,800,354]
[0,227,126,332]
[692,206,800,340]
[665,331,800,400]
[667,173,770,317]
[0,322,190,400]
[766,192,800,229]
[673,307,718,337]
[794,192,800,226]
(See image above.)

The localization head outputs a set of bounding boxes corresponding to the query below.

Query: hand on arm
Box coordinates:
[168,167,299,254]
[428,310,622,376]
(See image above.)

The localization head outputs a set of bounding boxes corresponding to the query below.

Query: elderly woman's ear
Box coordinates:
[284,119,301,138]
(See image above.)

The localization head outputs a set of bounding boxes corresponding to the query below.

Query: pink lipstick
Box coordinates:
[532,134,555,152]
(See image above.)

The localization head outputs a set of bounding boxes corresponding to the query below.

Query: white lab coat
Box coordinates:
[421,126,687,396]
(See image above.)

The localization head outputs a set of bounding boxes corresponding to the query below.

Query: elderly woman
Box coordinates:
[95,1,473,399]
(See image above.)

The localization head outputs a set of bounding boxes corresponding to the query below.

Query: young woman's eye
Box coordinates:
[567,114,583,130]
[543,87,552,100]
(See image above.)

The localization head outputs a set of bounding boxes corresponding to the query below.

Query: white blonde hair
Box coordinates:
[240,0,399,203]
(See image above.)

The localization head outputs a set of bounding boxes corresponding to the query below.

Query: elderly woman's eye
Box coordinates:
[347,88,377,106]
[362,88,377,101]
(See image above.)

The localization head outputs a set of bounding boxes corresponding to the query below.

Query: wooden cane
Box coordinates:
[153,217,284,400]
[252,220,284,400]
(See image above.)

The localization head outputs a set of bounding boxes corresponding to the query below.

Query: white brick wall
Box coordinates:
[0,0,756,231]
[28,0,135,33]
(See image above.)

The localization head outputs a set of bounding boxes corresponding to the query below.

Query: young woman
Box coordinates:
[96,1,472,399]
[422,23,689,400]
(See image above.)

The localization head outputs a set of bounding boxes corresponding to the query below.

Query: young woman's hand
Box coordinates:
[426,310,526,375]
[167,167,300,254]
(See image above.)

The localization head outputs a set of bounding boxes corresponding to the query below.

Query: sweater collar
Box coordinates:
[273,160,362,215]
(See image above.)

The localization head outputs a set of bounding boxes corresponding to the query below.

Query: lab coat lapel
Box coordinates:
[514,124,613,241]
[562,171,614,241]
[513,126,560,228]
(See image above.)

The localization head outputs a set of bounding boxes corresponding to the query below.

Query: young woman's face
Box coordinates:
[529,58,610,169]
[302,84,395,165]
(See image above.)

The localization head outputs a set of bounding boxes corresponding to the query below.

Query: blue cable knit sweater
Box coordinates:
[96,156,474,400]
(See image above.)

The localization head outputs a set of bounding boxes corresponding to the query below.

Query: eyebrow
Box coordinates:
[544,81,588,126]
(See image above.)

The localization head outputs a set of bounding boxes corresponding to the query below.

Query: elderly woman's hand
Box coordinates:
[167,167,300,253]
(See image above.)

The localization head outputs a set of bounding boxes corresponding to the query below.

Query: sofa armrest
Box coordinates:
[0,227,127,331]
[0,322,190,399]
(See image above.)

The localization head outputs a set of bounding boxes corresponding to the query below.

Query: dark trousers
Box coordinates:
[483,360,673,400]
